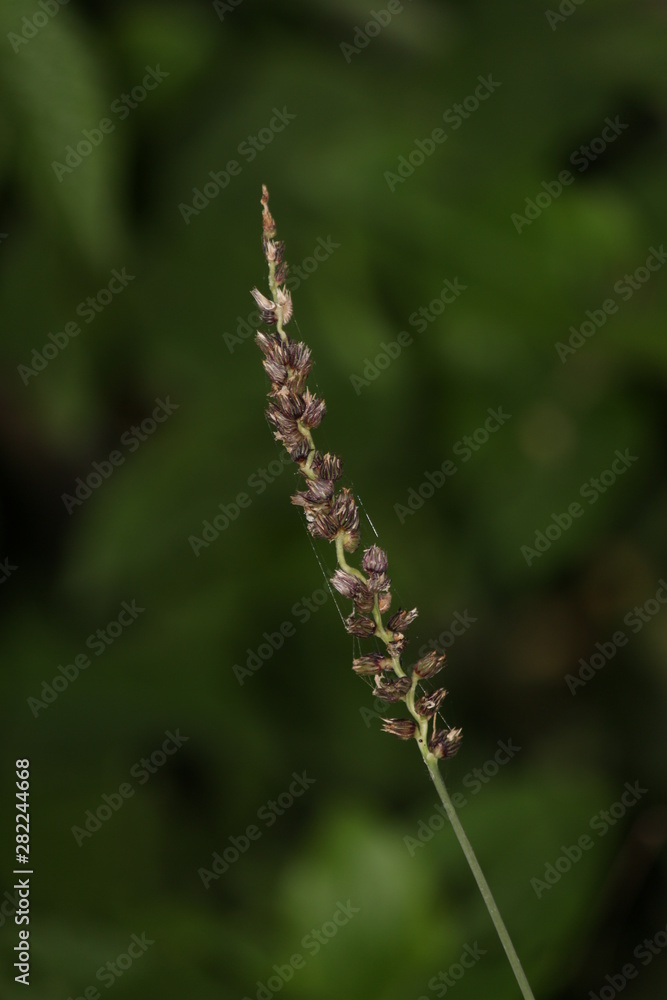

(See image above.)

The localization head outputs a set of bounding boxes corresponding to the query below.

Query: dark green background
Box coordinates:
[1,0,666,997]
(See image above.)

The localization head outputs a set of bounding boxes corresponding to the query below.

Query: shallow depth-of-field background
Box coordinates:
[1,1,667,997]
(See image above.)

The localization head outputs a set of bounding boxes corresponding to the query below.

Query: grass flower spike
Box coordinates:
[254,185,459,760]
[252,186,537,1000]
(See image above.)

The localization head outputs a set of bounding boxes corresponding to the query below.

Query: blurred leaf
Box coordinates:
[0,0,122,263]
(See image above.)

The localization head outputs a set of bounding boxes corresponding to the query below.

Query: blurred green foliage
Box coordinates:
[1,0,666,997]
